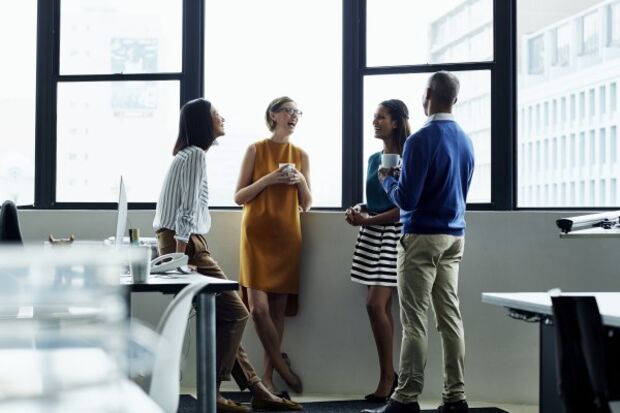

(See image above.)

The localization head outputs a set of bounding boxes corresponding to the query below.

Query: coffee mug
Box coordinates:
[381,154,401,168]
[279,163,295,172]
[129,245,152,284]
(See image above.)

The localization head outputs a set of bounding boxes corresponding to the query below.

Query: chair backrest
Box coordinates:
[551,296,611,413]
[146,278,210,413]
[0,200,23,245]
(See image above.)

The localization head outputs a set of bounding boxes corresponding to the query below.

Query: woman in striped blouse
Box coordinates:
[345,99,410,403]
[153,98,301,413]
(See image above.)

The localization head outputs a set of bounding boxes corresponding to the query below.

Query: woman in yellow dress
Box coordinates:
[234,96,312,395]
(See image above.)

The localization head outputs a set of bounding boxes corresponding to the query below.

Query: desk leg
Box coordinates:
[540,321,565,413]
[196,293,216,413]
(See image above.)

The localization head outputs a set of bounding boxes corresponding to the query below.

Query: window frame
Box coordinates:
[32,0,515,211]
[341,0,515,210]
[34,0,202,210]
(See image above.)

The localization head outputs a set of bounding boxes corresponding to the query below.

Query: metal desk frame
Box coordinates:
[123,272,238,413]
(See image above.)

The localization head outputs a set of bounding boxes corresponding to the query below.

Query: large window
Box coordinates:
[518,0,620,208]
[0,1,37,205]
[365,0,494,204]
[363,71,491,203]
[56,81,179,202]
[204,0,342,207]
[59,0,182,75]
[54,0,184,204]
[25,0,511,209]
[367,0,493,66]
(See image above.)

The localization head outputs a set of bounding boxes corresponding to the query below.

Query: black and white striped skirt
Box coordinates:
[350,220,402,287]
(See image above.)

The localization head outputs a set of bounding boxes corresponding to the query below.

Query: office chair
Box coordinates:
[142,278,210,413]
[551,296,620,413]
[0,200,23,244]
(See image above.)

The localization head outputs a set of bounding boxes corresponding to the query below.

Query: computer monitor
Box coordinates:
[115,176,128,248]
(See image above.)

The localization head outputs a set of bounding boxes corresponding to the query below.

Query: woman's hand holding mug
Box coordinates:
[264,164,294,186]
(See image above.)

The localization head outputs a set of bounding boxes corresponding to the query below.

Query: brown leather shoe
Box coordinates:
[217,398,250,413]
[251,396,303,411]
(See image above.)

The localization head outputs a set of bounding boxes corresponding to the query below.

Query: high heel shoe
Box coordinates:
[278,353,303,394]
[364,372,398,402]
[390,372,398,395]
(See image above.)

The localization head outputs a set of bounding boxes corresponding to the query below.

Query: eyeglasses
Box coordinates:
[276,107,303,117]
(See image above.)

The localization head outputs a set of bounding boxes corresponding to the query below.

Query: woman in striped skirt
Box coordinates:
[345,99,410,402]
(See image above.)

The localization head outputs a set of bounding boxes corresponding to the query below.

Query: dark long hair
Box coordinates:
[380,99,411,154]
[173,98,216,155]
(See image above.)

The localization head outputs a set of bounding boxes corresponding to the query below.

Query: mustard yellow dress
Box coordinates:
[239,139,303,316]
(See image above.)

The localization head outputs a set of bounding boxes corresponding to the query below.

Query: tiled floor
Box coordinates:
[181,388,537,412]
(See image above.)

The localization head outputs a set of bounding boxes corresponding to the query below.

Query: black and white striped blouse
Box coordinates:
[153,146,211,242]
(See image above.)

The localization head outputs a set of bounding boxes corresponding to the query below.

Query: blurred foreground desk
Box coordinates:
[482,292,620,413]
[122,272,238,413]
[0,348,164,412]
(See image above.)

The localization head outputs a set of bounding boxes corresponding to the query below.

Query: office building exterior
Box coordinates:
[429,0,493,203]
[519,0,620,207]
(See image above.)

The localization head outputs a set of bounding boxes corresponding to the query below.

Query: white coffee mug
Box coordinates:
[381,154,401,168]
[129,245,152,284]
[279,162,295,172]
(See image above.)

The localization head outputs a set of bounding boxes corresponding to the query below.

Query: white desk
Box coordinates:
[482,292,620,326]
[483,292,620,413]
[0,348,163,413]
[559,227,620,238]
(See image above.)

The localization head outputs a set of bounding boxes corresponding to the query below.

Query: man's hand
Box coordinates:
[378,166,400,184]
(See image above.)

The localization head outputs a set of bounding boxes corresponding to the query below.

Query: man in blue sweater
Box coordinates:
[363,71,475,413]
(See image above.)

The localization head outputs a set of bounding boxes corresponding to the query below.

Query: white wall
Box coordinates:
[17,209,620,404]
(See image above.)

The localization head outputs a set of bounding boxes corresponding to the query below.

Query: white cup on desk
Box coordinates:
[129,245,152,284]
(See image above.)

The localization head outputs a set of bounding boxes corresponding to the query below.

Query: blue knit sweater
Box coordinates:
[382,114,475,236]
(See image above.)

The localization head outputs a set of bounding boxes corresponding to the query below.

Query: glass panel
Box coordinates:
[610,2,620,46]
[204,0,342,207]
[581,11,599,55]
[363,71,490,203]
[60,0,182,75]
[552,24,571,67]
[366,0,493,67]
[0,1,36,205]
[528,35,545,75]
[56,81,180,202]
[517,0,619,207]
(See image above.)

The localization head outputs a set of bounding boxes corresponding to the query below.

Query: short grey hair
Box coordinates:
[428,71,460,106]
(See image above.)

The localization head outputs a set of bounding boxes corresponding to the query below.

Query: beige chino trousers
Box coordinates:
[392,233,466,404]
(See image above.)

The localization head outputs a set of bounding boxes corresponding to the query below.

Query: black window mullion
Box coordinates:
[182,0,204,105]
[342,0,365,208]
[491,0,516,210]
[58,73,183,82]
[34,0,59,209]
[363,61,494,75]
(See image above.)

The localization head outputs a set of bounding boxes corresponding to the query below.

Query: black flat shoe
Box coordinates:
[437,400,469,413]
[361,399,420,413]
